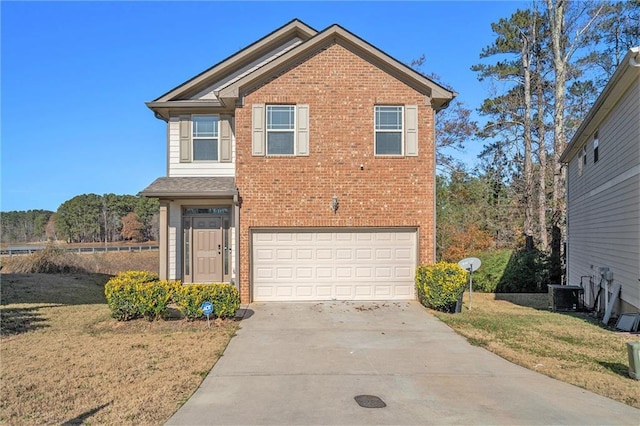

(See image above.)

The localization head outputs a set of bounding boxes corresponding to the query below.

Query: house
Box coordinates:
[141,19,455,303]
[560,46,640,314]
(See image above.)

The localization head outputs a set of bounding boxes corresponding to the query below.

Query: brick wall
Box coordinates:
[235,42,436,302]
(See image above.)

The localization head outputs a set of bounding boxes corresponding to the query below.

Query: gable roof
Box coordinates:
[218,23,455,110]
[561,46,640,163]
[152,19,317,104]
[147,20,455,119]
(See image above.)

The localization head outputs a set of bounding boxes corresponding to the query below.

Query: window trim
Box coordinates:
[374,105,404,156]
[266,105,296,156]
[192,114,220,162]
[578,145,587,176]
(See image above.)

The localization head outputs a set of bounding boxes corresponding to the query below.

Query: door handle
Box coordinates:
[218,244,221,255]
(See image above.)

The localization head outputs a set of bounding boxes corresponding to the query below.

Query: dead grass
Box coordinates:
[0,273,238,425]
[1,250,159,275]
[434,292,640,408]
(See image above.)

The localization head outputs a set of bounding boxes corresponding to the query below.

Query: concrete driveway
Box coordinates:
[167,301,640,425]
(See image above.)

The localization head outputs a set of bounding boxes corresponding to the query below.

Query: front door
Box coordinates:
[192,217,223,283]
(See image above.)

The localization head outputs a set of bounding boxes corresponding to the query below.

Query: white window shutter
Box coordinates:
[297,104,309,156]
[405,105,418,156]
[179,115,191,162]
[220,115,232,163]
[252,104,265,156]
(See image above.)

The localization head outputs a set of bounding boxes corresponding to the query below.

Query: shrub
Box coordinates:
[104,271,239,322]
[136,280,177,321]
[104,271,159,321]
[416,262,467,312]
[173,283,240,321]
[497,248,550,293]
[470,249,512,292]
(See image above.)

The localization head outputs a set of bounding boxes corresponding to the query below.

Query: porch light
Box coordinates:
[331,195,339,213]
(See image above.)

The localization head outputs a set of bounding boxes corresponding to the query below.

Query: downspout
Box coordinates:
[233,192,240,293]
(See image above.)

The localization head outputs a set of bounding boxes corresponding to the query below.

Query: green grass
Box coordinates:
[434,293,640,409]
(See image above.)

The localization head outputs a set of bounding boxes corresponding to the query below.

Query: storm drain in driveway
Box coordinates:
[354,395,386,408]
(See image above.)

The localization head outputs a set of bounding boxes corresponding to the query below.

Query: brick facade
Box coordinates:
[235,42,436,302]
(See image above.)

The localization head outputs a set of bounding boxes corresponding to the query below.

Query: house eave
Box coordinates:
[140,190,238,199]
[150,19,318,104]
[146,100,230,121]
[560,46,640,163]
[219,24,455,110]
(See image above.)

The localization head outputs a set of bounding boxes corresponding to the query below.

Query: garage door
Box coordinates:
[252,229,417,301]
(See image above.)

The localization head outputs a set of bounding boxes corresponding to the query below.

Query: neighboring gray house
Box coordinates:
[560,46,640,315]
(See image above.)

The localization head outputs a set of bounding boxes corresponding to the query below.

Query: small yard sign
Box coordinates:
[201,301,214,327]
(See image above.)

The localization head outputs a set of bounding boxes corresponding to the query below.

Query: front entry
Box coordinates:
[184,216,223,283]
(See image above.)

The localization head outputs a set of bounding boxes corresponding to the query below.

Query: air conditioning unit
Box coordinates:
[548,285,584,311]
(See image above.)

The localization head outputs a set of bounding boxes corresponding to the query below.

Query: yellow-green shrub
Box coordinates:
[136,280,177,321]
[104,271,159,321]
[416,262,467,312]
[104,271,239,321]
[173,283,240,321]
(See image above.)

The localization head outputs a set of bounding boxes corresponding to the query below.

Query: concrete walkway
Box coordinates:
[167,301,640,425]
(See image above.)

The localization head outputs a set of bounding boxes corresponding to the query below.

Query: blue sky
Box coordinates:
[1,1,526,212]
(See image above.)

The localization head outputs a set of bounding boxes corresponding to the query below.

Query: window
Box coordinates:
[578,146,587,176]
[593,131,599,163]
[375,106,403,155]
[266,105,295,155]
[192,115,219,161]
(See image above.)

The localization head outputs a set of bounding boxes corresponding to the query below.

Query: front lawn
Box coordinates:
[0,273,238,425]
[435,293,639,408]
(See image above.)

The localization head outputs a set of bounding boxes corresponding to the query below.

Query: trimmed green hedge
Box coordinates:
[104,271,239,321]
[173,283,240,321]
[416,262,467,312]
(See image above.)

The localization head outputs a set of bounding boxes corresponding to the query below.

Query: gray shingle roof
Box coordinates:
[140,177,237,198]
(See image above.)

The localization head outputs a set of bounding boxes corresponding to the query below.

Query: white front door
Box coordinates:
[252,229,417,301]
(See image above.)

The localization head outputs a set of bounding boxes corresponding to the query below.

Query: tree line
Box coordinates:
[432,0,638,274]
[1,194,159,244]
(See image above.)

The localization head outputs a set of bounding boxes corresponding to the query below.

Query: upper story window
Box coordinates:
[252,104,309,157]
[266,105,296,155]
[192,115,219,161]
[375,106,404,155]
[593,130,599,163]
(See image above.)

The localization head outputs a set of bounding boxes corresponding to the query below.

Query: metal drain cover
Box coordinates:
[354,394,386,408]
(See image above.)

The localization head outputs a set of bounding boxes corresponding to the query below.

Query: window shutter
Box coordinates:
[220,115,232,163]
[297,104,309,156]
[179,115,191,162]
[405,105,418,156]
[252,104,265,156]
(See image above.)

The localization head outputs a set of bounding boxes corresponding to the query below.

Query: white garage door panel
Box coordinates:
[252,230,416,301]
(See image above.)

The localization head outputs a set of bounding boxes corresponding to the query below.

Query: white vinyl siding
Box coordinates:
[252,229,417,301]
[565,79,640,311]
[168,116,236,177]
